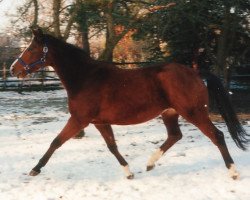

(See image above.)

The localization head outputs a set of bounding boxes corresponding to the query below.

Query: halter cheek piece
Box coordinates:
[17,44,48,74]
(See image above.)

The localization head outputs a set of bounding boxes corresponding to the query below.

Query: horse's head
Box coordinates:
[10,28,49,78]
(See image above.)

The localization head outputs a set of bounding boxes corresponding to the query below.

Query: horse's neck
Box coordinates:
[49,46,94,95]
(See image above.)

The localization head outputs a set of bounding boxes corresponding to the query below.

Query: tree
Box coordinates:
[215,0,250,87]
[75,0,142,61]
[74,0,103,55]
[32,0,38,27]
[75,0,175,62]
[136,0,250,87]
[51,0,81,41]
[98,1,176,61]
[12,0,80,42]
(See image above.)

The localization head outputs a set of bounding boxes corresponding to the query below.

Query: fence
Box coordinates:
[0,63,62,92]
[1,62,250,92]
[0,61,150,92]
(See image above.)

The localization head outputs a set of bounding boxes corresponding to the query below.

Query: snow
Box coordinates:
[0,90,250,200]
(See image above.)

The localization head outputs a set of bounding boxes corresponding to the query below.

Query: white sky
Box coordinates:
[0,0,24,33]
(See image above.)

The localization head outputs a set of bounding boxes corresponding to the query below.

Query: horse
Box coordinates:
[10,28,249,179]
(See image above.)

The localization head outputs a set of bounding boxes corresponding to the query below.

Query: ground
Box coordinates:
[0,90,250,200]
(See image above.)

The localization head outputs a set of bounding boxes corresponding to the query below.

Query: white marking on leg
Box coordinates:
[147,148,164,167]
[123,165,134,179]
[229,164,240,180]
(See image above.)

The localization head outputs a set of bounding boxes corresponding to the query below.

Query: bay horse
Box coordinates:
[10,28,249,179]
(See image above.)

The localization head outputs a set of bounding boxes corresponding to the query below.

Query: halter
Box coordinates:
[17,44,48,74]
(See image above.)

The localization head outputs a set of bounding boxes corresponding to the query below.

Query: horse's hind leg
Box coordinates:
[183,110,239,179]
[74,129,85,139]
[147,108,182,171]
[30,117,83,176]
[94,124,134,179]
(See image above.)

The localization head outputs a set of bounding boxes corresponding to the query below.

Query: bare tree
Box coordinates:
[52,0,61,38]
[12,0,80,42]
[32,0,39,26]
[50,0,81,40]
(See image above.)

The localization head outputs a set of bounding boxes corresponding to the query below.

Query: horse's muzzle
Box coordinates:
[10,59,22,77]
[9,63,15,77]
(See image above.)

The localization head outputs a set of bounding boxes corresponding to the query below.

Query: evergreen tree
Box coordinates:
[136,0,250,86]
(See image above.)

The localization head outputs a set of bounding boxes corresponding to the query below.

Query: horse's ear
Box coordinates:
[30,27,44,42]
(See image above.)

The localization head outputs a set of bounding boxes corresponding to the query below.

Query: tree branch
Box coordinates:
[60,4,74,13]
[63,0,81,40]
[32,0,39,26]
[52,0,62,38]
[88,28,106,39]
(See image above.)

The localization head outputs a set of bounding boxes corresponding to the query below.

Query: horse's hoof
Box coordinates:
[231,174,239,180]
[146,164,155,171]
[230,172,240,180]
[126,173,134,180]
[229,164,240,180]
[29,169,40,176]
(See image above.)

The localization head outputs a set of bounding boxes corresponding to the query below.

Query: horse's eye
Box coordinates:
[27,47,33,51]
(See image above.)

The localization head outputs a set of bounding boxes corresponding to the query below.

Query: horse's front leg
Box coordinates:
[94,124,134,179]
[29,117,84,176]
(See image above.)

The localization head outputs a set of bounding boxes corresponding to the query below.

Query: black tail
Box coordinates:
[206,72,250,150]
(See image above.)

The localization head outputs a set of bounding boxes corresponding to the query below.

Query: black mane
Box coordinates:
[44,34,91,60]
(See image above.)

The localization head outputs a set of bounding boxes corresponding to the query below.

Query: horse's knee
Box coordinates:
[107,144,118,154]
[214,130,226,146]
[51,137,62,149]
[175,132,183,141]
[206,129,226,147]
[169,132,182,142]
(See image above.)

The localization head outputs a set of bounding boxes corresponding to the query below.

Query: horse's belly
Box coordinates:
[92,105,165,125]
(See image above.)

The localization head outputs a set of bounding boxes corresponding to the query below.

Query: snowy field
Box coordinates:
[0,90,250,200]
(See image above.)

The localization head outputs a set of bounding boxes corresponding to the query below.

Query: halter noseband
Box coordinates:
[17,44,48,74]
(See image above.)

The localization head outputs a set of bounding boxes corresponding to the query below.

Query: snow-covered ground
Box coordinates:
[0,90,250,200]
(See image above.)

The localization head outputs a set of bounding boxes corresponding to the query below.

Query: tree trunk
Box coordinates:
[216,4,238,89]
[99,31,128,61]
[63,0,81,41]
[99,44,116,61]
[32,0,39,27]
[76,11,90,55]
[99,2,115,61]
[81,30,90,56]
[99,1,129,61]
[52,0,62,38]
[216,8,230,76]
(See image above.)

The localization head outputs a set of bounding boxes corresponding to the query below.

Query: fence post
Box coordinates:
[41,68,45,88]
[2,62,7,89]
